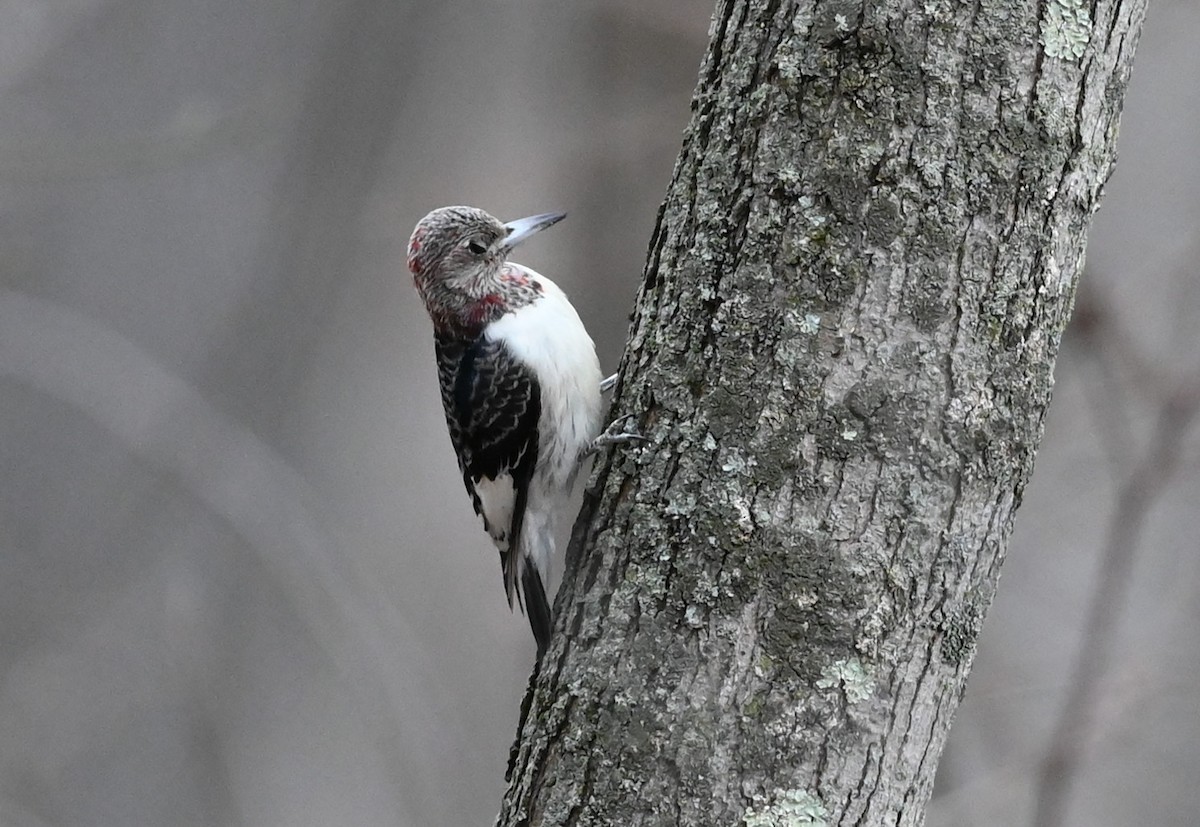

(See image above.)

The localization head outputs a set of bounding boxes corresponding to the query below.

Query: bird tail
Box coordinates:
[522,564,551,657]
[503,508,555,656]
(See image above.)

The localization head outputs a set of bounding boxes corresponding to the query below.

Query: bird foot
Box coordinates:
[599,373,619,394]
[587,413,648,455]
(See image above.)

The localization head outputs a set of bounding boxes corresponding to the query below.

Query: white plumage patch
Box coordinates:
[483,264,603,582]
[474,474,515,551]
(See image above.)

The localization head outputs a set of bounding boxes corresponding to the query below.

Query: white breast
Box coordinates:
[484,264,603,490]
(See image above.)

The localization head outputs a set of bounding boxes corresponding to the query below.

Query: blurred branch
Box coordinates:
[1034,285,1200,827]
[210,0,422,432]
[0,288,450,816]
[592,0,713,39]
[1069,300,1138,474]
[0,96,293,182]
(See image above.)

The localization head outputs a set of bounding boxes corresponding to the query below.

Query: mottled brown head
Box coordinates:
[407,206,506,290]
[407,205,564,332]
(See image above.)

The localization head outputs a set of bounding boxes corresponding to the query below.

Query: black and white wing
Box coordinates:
[434,333,550,646]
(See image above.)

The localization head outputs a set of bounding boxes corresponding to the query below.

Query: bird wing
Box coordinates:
[435,333,541,611]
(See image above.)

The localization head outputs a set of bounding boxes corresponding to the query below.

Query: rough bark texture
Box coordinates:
[499,0,1145,824]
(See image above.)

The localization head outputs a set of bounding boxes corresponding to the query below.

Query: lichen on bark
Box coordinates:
[497,0,1147,824]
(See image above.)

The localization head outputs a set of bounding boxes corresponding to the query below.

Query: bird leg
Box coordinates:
[587,413,647,456]
[599,373,619,394]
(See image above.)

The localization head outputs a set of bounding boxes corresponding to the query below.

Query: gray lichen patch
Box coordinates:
[816,657,877,704]
[743,789,830,827]
[938,599,982,667]
[1041,0,1091,60]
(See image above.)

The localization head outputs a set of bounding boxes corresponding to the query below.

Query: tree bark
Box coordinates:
[499,0,1146,824]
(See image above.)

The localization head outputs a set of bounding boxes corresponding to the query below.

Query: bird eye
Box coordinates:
[466,239,488,255]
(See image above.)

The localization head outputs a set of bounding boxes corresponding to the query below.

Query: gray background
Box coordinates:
[0,1,1195,825]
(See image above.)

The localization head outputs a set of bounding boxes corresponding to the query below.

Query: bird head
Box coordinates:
[407,206,565,299]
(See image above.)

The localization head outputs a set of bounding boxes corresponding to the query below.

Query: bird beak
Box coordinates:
[501,211,566,252]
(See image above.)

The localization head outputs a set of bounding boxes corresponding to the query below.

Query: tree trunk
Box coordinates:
[499,0,1146,823]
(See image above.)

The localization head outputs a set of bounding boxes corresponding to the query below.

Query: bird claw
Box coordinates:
[588,413,648,455]
[599,373,619,394]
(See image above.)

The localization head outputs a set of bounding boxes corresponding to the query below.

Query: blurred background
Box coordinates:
[0,1,1194,825]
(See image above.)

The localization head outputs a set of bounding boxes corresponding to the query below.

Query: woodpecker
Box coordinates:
[408,205,635,656]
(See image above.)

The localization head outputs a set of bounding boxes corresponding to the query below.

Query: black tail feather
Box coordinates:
[500,549,518,609]
[521,564,552,657]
